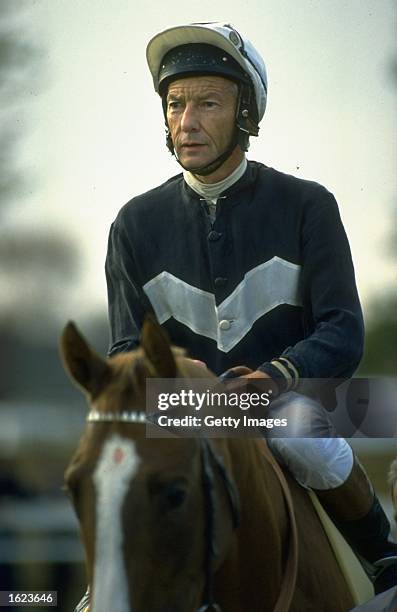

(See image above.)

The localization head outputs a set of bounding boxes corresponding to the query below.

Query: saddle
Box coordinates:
[308,491,374,606]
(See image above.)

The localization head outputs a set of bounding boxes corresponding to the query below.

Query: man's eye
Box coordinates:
[203,101,218,108]
[168,101,182,111]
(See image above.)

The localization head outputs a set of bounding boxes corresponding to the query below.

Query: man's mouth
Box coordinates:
[181,143,206,148]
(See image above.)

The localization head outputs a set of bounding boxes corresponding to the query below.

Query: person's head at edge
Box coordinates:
[146,23,268,183]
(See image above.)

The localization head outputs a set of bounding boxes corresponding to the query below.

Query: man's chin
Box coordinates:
[178,156,211,173]
[176,148,212,170]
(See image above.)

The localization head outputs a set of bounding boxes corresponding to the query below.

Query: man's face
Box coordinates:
[166,75,238,172]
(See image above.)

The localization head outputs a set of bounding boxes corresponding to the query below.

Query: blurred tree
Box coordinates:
[0,231,79,334]
[359,294,397,375]
[0,1,43,214]
[0,0,85,407]
[0,1,80,340]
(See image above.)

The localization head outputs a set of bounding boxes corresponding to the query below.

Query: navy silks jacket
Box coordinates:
[105,161,364,389]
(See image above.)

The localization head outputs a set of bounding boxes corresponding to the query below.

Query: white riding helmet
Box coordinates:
[146,22,268,123]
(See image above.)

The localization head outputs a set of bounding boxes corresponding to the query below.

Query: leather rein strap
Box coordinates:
[259,440,299,612]
[199,439,241,612]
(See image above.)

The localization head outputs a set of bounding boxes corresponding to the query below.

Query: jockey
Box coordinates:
[104,22,397,597]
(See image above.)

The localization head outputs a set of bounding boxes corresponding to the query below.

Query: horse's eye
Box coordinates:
[164,484,187,509]
[149,476,188,511]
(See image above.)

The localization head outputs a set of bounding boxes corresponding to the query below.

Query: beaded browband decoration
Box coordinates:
[87,410,149,423]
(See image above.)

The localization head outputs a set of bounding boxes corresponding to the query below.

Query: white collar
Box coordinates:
[183,158,247,201]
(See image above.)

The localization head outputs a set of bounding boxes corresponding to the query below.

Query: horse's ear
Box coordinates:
[141,315,176,377]
[60,321,111,395]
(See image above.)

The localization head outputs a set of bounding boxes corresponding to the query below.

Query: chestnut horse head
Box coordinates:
[61,317,239,612]
[61,317,354,612]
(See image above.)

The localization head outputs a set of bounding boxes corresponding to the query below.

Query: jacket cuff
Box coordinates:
[258,357,300,394]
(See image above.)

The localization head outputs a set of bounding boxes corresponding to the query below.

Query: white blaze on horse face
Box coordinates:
[92,434,140,612]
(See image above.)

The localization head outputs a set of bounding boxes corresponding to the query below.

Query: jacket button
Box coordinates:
[219,319,231,331]
[208,230,222,241]
[214,277,227,287]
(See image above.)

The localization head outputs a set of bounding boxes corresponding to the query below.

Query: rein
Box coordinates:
[259,441,299,612]
[87,409,298,612]
[198,438,241,612]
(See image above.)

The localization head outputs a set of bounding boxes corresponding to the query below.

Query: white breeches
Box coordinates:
[266,391,354,490]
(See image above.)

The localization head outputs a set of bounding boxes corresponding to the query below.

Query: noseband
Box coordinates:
[87,409,241,612]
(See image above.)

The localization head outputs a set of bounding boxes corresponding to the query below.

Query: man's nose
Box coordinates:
[180,103,199,132]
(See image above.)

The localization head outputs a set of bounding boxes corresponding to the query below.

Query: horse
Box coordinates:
[61,316,355,612]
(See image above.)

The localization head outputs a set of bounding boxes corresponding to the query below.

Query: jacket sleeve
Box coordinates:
[105,218,154,357]
[259,186,364,391]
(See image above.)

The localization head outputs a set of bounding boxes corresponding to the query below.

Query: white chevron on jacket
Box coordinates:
[143,256,302,353]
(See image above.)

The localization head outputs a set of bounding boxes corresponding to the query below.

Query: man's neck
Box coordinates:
[183,158,247,204]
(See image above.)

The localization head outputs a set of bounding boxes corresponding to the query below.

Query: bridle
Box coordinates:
[87,409,241,612]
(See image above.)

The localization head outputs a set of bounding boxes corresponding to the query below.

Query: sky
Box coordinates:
[5,0,397,326]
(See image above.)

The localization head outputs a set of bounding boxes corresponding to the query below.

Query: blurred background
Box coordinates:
[0,1,396,610]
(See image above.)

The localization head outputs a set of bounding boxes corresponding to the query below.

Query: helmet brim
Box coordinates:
[146,23,267,123]
[147,25,252,92]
